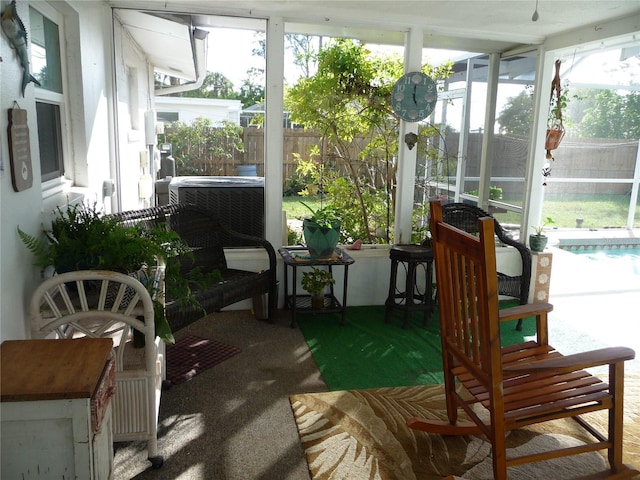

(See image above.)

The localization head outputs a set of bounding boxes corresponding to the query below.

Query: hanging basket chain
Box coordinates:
[544,59,565,180]
[549,59,563,127]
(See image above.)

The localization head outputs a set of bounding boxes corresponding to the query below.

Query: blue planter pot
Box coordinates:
[237,165,257,176]
[303,219,341,259]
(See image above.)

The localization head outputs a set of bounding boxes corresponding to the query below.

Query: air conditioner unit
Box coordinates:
[169,176,265,239]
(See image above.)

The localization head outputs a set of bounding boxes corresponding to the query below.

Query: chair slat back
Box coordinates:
[430,201,503,392]
[29,270,156,373]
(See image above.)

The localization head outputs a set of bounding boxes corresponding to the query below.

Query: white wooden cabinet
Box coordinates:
[1,338,116,479]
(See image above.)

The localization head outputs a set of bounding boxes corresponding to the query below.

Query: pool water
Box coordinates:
[572,248,640,278]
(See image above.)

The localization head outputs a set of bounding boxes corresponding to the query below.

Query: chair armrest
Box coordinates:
[504,346,635,373]
[499,302,553,322]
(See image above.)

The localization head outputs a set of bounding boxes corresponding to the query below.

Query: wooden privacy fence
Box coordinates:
[180,128,638,195]
[190,128,386,186]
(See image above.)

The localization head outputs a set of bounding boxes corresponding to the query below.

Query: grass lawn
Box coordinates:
[497,194,638,229]
[283,194,639,229]
[283,196,323,220]
[542,194,639,229]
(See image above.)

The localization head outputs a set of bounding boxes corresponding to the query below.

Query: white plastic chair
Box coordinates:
[29,269,164,469]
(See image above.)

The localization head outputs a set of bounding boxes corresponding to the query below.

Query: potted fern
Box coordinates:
[301,267,335,309]
[17,203,219,344]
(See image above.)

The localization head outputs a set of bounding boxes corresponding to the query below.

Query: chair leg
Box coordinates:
[148,453,164,469]
[384,259,399,324]
[609,362,625,472]
[403,261,417,329]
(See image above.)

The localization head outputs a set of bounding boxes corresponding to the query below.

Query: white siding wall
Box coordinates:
[155,97,242,125]
[0,0,143,341]
[113,17,153,211]
[0,0,43,340]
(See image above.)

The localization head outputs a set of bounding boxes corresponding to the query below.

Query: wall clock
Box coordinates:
[392,72,437,122]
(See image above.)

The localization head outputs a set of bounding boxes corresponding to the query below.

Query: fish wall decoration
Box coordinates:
[1,0,41,96]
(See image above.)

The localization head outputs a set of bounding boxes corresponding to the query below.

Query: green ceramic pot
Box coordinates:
[529,234,548,252]
[303,219,341,259]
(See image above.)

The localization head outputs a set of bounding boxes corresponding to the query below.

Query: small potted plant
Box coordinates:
[300,201,342,260]
[301,267,335,308]
[529,216,554,252]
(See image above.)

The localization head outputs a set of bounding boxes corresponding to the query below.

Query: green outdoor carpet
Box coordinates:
[297,302,536,391]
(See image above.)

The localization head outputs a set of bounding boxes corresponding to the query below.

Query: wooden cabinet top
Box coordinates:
[1,338,113,402]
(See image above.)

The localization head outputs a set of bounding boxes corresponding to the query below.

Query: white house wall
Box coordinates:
[71,1,113,197]
[113,17,155,211]
[155,96,242,126]
[1,0,43,340]
[0,0,145,342]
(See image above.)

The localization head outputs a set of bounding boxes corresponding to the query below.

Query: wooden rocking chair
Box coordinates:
[408,200,637,479]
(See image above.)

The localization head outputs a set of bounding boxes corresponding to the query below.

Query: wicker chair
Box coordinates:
[441,202,532,330]
[110,203,277,332]
[30,269,165,469]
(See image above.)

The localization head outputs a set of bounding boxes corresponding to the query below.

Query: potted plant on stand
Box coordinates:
[18,203,220,344]
[529,216,555,252]
[300,201,342,260]
[301,267,335,309]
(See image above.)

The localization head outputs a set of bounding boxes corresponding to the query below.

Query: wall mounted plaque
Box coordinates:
[7,107,33,192]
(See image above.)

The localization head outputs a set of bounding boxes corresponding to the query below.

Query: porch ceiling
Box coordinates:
[112,1,640,53]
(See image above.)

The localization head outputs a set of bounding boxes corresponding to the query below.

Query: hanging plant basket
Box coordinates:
[545,126,565,151]
[545,59,566,157]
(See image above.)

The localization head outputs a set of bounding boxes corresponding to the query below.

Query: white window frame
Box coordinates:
[31,2,73,200]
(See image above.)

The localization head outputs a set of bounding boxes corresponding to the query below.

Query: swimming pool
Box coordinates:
[570,247,640,278]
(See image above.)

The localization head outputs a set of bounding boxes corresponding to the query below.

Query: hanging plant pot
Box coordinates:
[545,60,567,158]
[302,218,341,259]
[545,127,565,151]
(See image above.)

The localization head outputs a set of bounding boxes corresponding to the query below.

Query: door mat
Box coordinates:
[166,335,241,385]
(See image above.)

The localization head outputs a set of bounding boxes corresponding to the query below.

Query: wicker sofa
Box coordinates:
[110,203,277,332]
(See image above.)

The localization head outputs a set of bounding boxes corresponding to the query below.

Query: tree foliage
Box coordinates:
[155,67,264,108]
[185,72,236,98]
[286,38,453,243]
[286,34,321,79]
[498,85,639,139]
[155,71,236,99]
[497,89,534,136]
[252,31,321,82]
[163,118,244,175]
[574,89,640,139]
[237,67,264,108]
